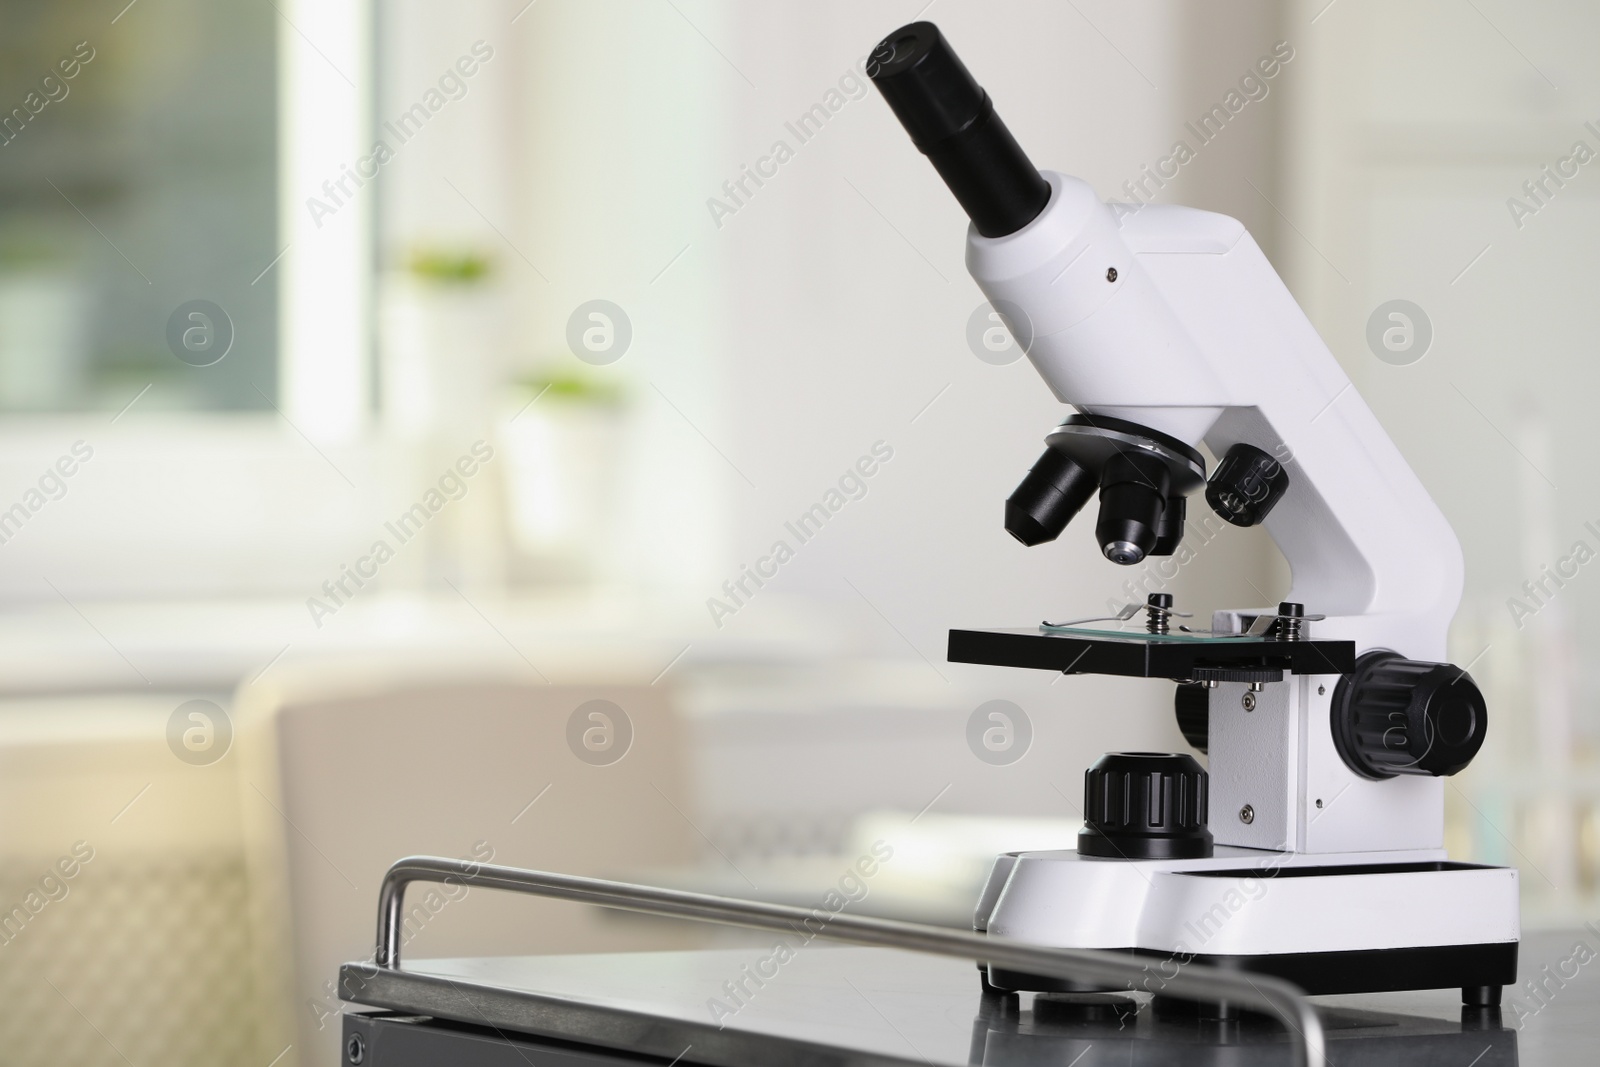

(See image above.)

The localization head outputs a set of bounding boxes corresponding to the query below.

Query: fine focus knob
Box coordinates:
[1332,651,1488,779]
[1079,752,1213,860]
[1205,443,1289,527]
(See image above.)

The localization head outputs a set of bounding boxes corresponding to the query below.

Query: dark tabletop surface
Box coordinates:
[343,930,1597,1066]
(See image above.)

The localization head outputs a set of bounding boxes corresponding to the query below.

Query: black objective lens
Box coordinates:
[868,22,1051,238]
[1150,494,1186,557]
[1095,453,1171,565]
[1005,447,1097,546]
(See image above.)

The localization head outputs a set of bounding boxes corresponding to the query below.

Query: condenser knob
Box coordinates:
[1331,651,1488,779]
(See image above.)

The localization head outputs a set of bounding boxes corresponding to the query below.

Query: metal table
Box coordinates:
[337,857,1592,1066]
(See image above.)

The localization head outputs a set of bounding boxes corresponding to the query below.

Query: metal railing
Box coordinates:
[369,855,1323,1067]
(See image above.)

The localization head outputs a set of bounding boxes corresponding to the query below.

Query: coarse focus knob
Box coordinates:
[1205,443,1290,527]
[1079,752,1213,860]
[1331,651,1488,779]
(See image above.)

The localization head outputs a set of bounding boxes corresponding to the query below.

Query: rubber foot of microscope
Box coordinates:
[1462,985,1502,1008]
[976,963,1020,1017]
[1151,995,1245,1021]
[1032,992,1139,1027]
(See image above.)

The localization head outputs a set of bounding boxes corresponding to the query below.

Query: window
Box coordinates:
[0,0,278,412]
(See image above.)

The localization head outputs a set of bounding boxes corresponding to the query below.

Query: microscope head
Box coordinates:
[870,20,1462,653]
[870,23,1282,567]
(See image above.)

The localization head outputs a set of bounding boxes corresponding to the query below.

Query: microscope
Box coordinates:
[326,24,1523,1065]
[869,23,1518,1007]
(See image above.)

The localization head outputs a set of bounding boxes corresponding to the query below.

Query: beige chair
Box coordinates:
[237,655,700,1067]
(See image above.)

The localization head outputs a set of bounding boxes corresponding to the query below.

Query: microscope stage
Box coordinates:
[948,626,1355,681]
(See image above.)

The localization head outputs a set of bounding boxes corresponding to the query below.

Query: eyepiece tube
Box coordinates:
[868,22,1051,238]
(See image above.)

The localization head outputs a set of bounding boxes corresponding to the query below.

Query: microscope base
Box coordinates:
[977,847,1520,1003]
[986,943,1516,1003]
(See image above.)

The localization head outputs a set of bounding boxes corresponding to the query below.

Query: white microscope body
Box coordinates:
[970,175,1518,997]
[870,21,1518,1004]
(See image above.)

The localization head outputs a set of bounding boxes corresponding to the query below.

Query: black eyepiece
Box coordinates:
[868,22,1051,238]
[868,23,987,150]
[1005,447,1097,546]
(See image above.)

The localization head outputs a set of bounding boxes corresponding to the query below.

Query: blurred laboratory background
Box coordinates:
[0,0,1595,1064]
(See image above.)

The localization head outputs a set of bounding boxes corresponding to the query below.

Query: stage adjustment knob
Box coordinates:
[1332,651,1488,779]
[1078,752,1213,860]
